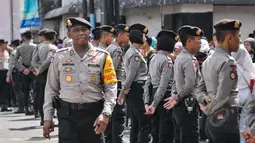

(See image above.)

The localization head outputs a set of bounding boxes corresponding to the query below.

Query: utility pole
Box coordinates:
[114,0,120,24]
[108,0,113,26]
[89,0,95,29]
[82,0,87,19]
[103,0,108,25]
[10,0,14,40]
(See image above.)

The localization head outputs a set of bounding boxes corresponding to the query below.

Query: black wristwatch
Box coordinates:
[102,112,111,117]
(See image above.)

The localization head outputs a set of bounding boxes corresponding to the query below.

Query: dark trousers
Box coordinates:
[172,99,199,143]
[151,102,174,143]
[205,105,240,143]
[106,82,125,143]
[126,81,150,143]
[21,72,34,108]
[0,70,10,105]
[34,70,48,120]
[33,76,40,114]
[57,100,103,143]
[12,70,24,109]
[199,111,208,140]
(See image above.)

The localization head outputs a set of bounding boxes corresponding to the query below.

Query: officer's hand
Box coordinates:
[23,69,30,75]
[163,97,178,110]
[205,96,211,104]
[6,76,12,83]
[199,103,205,111]
[144,104,150,114]
[117,96,125,105]
[33,69,39,76]
[43,120,54,139]
[94,114,109,134]
[124,88,131,95]
[241,129,255,143]
[147,106,156,114]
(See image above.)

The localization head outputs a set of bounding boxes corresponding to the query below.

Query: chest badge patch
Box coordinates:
[135,56,140,62]
[65,75,72,82]
[89,50,94,56]
[168,62,173,68]
[92,57,98,63]
[91,75,96,82]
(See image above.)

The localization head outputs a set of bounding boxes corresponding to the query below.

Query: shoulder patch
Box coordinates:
[94,47,109,54]
[56,48,68,53]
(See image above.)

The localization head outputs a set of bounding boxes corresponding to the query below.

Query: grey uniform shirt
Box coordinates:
[173,48,200,102]
[196,47,238,115]
[0,50,9,70]
[43,45,117,121]
[144,50,174,108]
[31,42,58,74]
[6,50,23,76]
[98,43,107,50]
[62,37,73,48]
[14,41,36,71]
[244,88,255,135]
[106,41,124,80]
[119,44,148,98]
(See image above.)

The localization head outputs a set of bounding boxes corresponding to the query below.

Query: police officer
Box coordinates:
[164,26,203,143]
[118,27,150,143]
[91,27,101,47]
[43,17,117,143]
[0,39,12,112]
[105,24,129,143]
[32,29,58,125]
[98,25,115,50]
[6,40,24,113]
[32,28,48,118]
[144,30,178,143]
[196,19,241,143]
[14,30,36,115]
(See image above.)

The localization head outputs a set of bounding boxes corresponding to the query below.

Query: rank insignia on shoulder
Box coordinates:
[70,50,75,56]
[65,75,72,82]
[135,56,140,62]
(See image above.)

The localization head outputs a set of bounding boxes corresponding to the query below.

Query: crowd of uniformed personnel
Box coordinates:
[2,16,255,143]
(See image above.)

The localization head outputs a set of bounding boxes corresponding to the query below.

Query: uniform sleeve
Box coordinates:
[151,60,172,108]
[173,59,196,102]
[31,50,41,70]
[38,48,57,73]
[143,74,151,104]
[28,46,36,70]
[14,48,26,72]
[119,53,141,98]
[245,92,255,135]
[195,72,208,104]
[112,48,122,71]
[7,53,15,77]
[102,54,117,115]
[43,55,60,121]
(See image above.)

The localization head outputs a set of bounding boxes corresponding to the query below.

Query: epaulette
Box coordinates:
[56,48,68,53]
[94,47,109,55]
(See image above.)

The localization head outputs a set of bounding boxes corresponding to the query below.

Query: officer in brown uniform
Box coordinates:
[43,17,118,143]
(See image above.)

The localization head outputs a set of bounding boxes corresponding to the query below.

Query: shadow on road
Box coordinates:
[26,135,58,141]
[9,118,40,122]
[9,126,41,131]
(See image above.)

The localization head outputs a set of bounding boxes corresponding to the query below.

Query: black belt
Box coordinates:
[22,64,30,68]
[133,80,145,84]
[59,99,104,110]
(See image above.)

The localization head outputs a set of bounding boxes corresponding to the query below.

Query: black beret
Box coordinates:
[214,19,242,31]
[156,30,178,52]
[92,27,101,40]
[66,17,92,29]
[0,39,8,44]
[10,39,20,47]
[129,30,144,44]
[38,28,49,36]
[156,30,179,42]
[178,25,204,37]
[114,24,129,33]
[22,30,32,37]
[129,23,148,34]
[44,30,57,37]
[100,25,115,34]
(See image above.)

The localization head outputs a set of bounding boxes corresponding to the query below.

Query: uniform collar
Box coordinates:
[99,43,107,49]
[157,50,168,56]
[68,44,93,59]
[130,44,140,51]
[215,46,231,55]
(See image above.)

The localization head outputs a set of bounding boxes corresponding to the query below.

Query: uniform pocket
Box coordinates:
[85,67,101,84]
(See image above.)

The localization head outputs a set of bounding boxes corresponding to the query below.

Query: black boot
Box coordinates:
[1,105,12,112]
[25,107,33,115]
[14,108,25,114]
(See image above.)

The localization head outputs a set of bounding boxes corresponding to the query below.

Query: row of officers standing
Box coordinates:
[7,15,243,143]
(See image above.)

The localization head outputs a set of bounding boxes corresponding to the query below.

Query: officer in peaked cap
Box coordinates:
[129,23,149,35]
[144,30,178,142]
[196,19,242,142]
[104,24,129,143]
[43,17,117,143]
[98,25,115,50]
[91,27,101,47]
[118,29,150,143]
[164,25,203,143]
[14,30,36,115]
